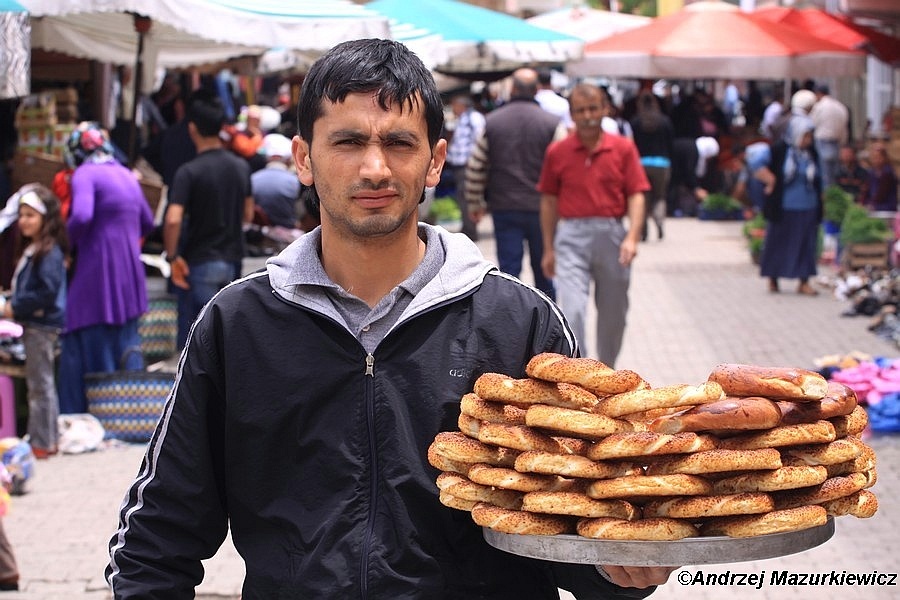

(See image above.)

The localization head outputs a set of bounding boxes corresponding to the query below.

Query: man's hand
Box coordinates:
[470,206,486,225]
[541,248,556,280]
[619,237,638,266]
[169,256,190,290]
[598,565,677,589]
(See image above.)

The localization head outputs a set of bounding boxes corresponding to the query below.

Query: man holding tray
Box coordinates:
[105,38,674,598]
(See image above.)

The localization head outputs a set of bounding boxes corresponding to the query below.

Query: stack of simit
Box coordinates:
[427,353,877,541]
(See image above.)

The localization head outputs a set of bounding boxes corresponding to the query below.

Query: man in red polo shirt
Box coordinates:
[537,83,649,367]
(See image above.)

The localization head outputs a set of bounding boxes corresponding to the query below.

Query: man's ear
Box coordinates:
[426,138,448,189]
[293,136,313,186]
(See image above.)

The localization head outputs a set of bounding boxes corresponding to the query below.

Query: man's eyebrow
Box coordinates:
[326,129,422,144]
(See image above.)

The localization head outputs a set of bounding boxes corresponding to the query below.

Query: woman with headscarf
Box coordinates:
[752,115,822,296]
[58,122,154,414]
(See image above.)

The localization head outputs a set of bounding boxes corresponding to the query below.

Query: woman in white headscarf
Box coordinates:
[752,115,822,295]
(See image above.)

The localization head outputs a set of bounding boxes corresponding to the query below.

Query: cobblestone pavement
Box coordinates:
[4,217,897,599]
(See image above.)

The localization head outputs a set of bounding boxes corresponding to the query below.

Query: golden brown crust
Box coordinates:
[514,450,640,480]
[577,517,698,541]
[710,466,829,494]
[429,431,519,468]
[779,437,864,467]
[525,353,646,395]
[643,493,775,519]
[645,448,782,476]
[434,472,524,510]
[427,444,475,475]
[822,442,876,477]
[595,382,725,418]
[708,363,828,400]
[525,404,633,440]
[457,413,483,439]
[820,490,878,518]
[471,502,573,535]
[777,381,857,425]
[438,491,479,512]
[716,420,836,450]
[648,397,782,434]
[476,422,565,454]
[830,405,869,437]
[522,492,640,519]
[586,432,718,461]
[773,472,870,509]
[586,473,713,500]
[700,505,827,538]
[472,373,599,411]
[466,463,569,493]
[459,393,527,425]
[554,436,592,456]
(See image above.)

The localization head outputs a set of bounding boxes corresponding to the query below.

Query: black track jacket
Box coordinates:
[106,224,656,600]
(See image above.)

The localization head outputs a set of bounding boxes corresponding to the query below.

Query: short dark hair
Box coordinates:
[537,69,553,86]
[186,89,225,137]
[296,39,444,148]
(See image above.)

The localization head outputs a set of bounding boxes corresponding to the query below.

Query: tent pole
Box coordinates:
[129,14,152,167]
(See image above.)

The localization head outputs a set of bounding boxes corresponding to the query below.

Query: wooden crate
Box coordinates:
[841,242,891,270]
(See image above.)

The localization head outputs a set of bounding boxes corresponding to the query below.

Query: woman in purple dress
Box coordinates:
[57,123,154,414]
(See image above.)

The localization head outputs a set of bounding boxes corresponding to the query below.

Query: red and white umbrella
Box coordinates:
[567,3,866,80]
[750,5,900,66]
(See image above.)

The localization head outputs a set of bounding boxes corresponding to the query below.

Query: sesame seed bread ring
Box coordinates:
[700,505,827,538]
[471,502,573,535]
[459,393,527,425]
[710,466,829,494]
[596,381,725,418]
[820,490,878,518]
[429,432,519,468]
[708,363,828,401]
[716,420,836,450]
[645,448,782,476]
[427,444,475,476]
[435,472,523,510]
[472,373,599,411]
[522,492,640,520]
[586,432,718,461]
[643,492,775,519]
[777,381,858,425]
[648,397,782,434]
[477,422,565,454]
[554,436,592,456]
[466,463,570,493]
[457,413,483,439]
[577,517,699,541]
[586,473,713,500]
[780,437,864,467]
[822,443,876,477]
[514,450,641,480]
[864,468,877,488]
[773,472,871,510]
[525,353,646,395]
[524,404,633,441]
[830,405,869,437]
[438,491,478,512]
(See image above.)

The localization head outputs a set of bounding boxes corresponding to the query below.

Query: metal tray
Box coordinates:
[483,517,834,566]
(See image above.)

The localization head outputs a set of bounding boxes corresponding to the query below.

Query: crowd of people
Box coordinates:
[0,35,897,597]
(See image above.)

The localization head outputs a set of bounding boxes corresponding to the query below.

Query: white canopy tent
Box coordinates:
[10,0,392,92]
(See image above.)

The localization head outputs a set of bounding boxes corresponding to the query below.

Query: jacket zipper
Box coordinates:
[360,352,376,599]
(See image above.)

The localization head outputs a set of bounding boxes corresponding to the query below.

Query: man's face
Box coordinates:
[569,89,606,134]
[839,147,855,166]
[293,92,445,239]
